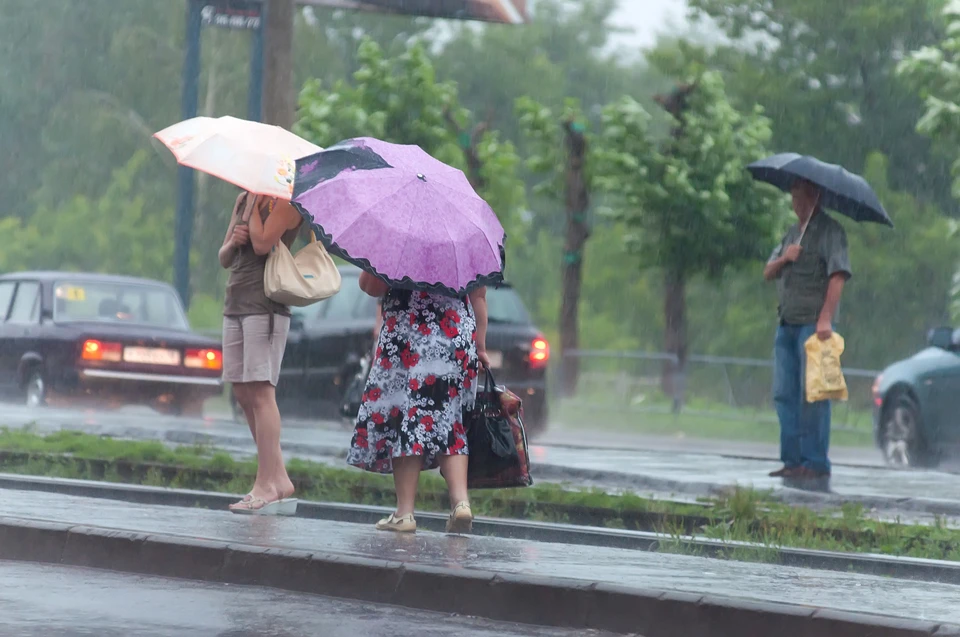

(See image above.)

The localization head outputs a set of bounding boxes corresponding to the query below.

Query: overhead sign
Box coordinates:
[301,0,528,24]
[200,1,263,30]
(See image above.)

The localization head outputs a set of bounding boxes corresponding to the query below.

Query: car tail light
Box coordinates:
[185,348,223,371]
[872,374,883,407]
[81,339,122,362]
[530,337,550,368]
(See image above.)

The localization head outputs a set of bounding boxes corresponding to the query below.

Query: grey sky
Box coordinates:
[613,0,688,48]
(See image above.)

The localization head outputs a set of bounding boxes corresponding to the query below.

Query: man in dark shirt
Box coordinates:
[764,179,852,480]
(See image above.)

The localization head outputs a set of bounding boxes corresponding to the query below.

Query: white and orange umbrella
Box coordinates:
[302,0,528,25]
[153,116,322,200]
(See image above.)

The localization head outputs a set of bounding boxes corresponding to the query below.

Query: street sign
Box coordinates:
[300,0,528,24]
[200,0,263,30]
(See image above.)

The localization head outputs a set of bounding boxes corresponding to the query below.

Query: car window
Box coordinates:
[53,280,189,329]
[0,282,14,321]
[486,287,531,325]
[324,279,364,320]
[8,282,40,324]
[290,301,324,325]
[354,293,378,319]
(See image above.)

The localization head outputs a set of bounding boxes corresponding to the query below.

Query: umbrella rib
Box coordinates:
[435,194,463,294]
[430,181,504,263]
[309,177,411,240]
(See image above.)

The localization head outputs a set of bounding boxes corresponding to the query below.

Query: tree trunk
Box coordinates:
[653,83,697,412]
[661,268,688,413]
[262,0,296,128]
[559,121,589,397]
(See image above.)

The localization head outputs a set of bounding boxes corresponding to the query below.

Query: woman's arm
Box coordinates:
[218,194,248,269]
[469,287,490,368]
[359,271,389,298]
[249,198,302,256]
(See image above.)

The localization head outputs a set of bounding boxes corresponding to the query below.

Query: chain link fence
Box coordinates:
[558,350,880,432]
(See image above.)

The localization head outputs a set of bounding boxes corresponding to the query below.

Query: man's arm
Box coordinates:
[764,243,801,281]
[816,274,846,339]
[817,223,852,340]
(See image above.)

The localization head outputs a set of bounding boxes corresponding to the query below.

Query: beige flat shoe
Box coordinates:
[446,501,473,534]
[375,513,417,533]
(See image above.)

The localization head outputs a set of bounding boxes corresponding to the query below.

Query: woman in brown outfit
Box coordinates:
[218,192,302,514]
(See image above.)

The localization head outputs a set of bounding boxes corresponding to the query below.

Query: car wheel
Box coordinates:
[24,370,46,408]
[881,393,932,469]
[171,396,205,419]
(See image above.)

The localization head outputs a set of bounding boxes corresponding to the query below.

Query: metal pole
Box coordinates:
[247,2,265,122]
[175,0,203,308]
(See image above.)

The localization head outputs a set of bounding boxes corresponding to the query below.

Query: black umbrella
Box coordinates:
[747,153,893,228]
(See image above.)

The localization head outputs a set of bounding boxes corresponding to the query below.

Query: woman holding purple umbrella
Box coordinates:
[353,277,490,533]
[291,137,505,534]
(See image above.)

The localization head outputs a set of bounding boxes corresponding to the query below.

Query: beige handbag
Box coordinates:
[264,229,342,307]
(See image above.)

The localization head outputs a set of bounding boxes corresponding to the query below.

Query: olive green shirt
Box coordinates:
[768,210,852,325]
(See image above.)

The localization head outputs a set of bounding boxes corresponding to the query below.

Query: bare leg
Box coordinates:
[392,456,422,518]
[438,454,469,506]
[233,384,257,444]
[231,382,294,507]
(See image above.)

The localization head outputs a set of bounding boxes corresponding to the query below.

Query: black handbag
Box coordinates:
[466,368,528,489]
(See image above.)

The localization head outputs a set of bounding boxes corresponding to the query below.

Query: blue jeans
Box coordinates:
[773,323,832,474]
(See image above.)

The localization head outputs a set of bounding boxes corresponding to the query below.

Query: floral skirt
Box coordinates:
[346,290,479,474]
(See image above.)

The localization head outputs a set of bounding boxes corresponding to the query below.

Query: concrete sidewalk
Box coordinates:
[0,486,957,636]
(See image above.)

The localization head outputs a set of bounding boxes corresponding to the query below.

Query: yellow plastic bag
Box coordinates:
[804,332,848,403]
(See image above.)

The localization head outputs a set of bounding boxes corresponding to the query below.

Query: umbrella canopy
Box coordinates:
[153,116,322,200]
[292,137,505,297]
[303,0,528,24]
[747,153,893,227]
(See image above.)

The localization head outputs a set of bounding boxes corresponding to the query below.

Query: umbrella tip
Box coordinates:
[417,173,426,182]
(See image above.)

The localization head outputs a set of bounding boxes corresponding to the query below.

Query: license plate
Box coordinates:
[486,350,503,369]
[123,347,181,366]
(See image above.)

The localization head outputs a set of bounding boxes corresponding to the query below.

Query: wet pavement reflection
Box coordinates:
[0,561,614,636]
[1,488,959,625]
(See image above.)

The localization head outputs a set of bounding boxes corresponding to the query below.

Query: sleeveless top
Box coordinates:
[223,194,301,318]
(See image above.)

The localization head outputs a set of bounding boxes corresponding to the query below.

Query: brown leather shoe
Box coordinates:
[769,466,801,478]
[797,467,831,479]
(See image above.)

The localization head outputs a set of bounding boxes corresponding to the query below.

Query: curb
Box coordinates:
[4,474,960,587]
[0,516,955,637]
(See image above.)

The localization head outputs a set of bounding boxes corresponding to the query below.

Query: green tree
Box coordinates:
[294,39,526,242]
[516,97,593,395]
[0,151,174,279]
[688,0,952,210]
[598,71,783,403]
[899,1,960,200]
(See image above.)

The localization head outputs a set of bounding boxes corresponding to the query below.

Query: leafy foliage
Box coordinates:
[294,39,526,241]
[598,71,783,278]
[0,151,174,279]
[689,0,952,209]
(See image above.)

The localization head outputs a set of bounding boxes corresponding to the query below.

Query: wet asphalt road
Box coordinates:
[9,404,960,516]
[2,487,959,625]
[0,561,618,637]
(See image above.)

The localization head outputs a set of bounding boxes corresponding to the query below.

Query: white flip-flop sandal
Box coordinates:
[229,497,298,517]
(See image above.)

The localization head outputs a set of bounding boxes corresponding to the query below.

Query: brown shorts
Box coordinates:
[222,314,290,386]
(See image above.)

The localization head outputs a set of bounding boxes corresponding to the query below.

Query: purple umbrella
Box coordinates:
[292,137,505,297]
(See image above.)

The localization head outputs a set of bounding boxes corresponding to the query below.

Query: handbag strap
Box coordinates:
[481,365,497,393]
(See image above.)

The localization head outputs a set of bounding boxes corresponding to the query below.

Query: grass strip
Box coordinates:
[3,427,960,562]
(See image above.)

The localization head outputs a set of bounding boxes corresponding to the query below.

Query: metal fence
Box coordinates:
[557,350,880,432]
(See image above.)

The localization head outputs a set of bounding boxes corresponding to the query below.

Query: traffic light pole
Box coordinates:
[174,0,203,308]
[175,0,267,307]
